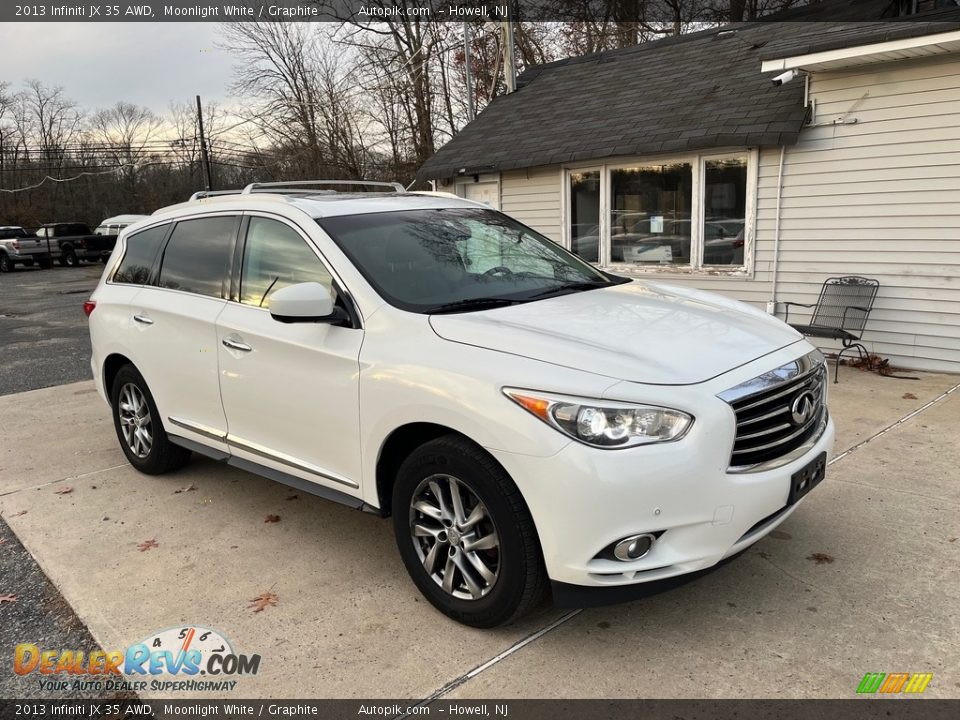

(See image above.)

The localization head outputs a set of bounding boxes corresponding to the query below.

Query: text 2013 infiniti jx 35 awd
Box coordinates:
[87,184,834,627]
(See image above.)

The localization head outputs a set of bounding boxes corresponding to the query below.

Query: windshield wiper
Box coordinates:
[527,280,612,300]
[426,297,526,314]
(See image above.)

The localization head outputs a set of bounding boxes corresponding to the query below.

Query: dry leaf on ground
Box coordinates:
[0,594,17,604]
[9,510,27,518]
[249,592,278,613]
[137,539,159,552]
[264,514,281,523]
[55,486,74,495]
[174,484,196,494]
[902,392,918,400]
[807,552,835,565]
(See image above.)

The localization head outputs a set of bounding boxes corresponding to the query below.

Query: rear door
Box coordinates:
[127,214,239,452]
[215,214,364,492]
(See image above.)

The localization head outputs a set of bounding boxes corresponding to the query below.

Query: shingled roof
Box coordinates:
[416,17,956,181]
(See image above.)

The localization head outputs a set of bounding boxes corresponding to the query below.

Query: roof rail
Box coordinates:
[189,189,244,201]
[241,180,406,195]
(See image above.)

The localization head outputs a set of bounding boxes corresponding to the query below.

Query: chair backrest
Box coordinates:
[809,276,880,334]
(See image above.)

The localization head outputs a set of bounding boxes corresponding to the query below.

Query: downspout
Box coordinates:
[767,145,786,316]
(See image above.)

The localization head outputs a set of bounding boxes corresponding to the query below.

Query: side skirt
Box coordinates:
[169,434,380,515]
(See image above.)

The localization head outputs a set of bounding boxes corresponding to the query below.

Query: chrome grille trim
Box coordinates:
[720,350,829,474]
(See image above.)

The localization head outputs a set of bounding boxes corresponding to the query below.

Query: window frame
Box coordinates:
[562,148,758,277]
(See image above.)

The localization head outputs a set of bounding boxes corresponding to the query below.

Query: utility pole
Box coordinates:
[501,7,517,94]
[463,22,475,121]
[195,95,214,191]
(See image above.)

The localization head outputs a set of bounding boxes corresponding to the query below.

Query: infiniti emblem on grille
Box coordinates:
[791,391,817,426]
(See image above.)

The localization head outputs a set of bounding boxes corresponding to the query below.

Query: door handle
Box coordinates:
[133,314,153,325]
[222,337,252,352]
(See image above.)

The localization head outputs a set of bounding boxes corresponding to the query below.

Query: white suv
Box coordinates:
[87,182,834,627]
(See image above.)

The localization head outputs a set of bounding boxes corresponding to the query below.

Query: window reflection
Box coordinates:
[569,170,601,263]
[703,157,747,266]
[610,164,692,266]
[240,218,332,308]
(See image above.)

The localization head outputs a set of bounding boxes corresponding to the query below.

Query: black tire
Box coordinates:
[110,364,191,475]
[38,257,53,269]
[392,435,547,627]
[0,253,11,273]
[61,249,78,267]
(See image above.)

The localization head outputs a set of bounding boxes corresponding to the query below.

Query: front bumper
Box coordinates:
[487,346,835,595]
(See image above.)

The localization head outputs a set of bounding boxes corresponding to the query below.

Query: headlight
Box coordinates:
[503,388,693,449]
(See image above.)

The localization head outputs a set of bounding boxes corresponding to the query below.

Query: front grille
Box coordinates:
[725,360,827,471]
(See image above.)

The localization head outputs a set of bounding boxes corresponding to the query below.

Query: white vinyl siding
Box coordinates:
[500,166,563,243]
[757,54,960,373]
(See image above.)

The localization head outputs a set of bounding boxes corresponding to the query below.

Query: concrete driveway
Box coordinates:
[0,368,957,699]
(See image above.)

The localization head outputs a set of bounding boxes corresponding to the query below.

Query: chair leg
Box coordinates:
[833,347,845,384]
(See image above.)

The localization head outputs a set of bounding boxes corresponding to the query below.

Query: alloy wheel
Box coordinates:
[118,382,153,458]
[409,474,500,600]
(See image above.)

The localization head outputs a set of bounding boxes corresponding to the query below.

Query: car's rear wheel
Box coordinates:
[61,249,77,267]
[392,435,547,627]
[110,364,191,475]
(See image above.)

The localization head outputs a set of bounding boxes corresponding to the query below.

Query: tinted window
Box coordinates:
[240,217,332,308]
[113,225,169,285]
[158,217,236,298]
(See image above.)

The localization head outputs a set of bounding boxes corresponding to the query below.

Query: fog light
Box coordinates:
[613,533,656,561]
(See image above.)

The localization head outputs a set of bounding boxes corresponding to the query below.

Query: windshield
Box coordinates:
[318,208,624,313]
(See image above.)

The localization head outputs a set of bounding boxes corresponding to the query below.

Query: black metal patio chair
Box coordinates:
[784,276,880,383]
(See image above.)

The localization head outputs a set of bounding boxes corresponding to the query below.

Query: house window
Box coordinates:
[703,157,748,267]
[610,163,692,266]
[565,151,754,274]
[568,170,601,263]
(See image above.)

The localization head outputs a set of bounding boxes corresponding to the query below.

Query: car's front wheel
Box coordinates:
[0,254,11,273]
[392,435,547,627]
[110,364,191,475]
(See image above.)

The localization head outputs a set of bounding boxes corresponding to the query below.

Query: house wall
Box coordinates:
[492,53,960,374]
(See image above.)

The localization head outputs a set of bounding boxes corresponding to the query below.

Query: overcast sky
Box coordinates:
[0,23,237,114]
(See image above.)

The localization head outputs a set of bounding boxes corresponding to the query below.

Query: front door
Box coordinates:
[216,215,364,494]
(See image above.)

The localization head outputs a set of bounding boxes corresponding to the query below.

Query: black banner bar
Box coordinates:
[1,699,959,720]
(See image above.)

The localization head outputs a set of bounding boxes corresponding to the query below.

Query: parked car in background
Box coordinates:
[35,222,118,266]
[0,226,45,272]
[87,183,833,627]
[95,215,149,237]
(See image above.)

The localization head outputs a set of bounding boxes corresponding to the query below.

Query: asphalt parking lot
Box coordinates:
[0,268,958,700]
[0,264,102,396]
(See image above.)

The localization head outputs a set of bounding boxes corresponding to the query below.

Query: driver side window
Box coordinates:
[240,217,333,309]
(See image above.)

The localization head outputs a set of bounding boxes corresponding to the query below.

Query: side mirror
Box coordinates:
[269,282,350,325]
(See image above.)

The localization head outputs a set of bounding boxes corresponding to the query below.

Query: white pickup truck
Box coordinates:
[0,226,48,272]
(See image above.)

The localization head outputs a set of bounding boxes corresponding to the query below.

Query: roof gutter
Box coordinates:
[761,29,960,73]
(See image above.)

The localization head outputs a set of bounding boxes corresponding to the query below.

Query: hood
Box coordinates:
[429,280,803,385]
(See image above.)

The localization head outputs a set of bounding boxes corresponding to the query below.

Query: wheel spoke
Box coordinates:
[413,522,442,538]
[462,531,498,553]
[453,552,484,599]
[413,499,442,522]
[461,504,487,529]
[422,540,442,575]
[465,550,497,584]
[448,478,468,525]
[428,479,453,521]
[441,554,456,593]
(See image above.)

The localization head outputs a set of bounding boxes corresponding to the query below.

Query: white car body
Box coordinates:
[88,190,833,617]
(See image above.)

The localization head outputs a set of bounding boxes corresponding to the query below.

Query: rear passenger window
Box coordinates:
[158,217,236,298]
[113,225,169,285]
[240,217,332,308]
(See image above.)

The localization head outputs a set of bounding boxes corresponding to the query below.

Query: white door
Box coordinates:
[127,215,238,451]
[215,215,364,493]
[462,182,500,209]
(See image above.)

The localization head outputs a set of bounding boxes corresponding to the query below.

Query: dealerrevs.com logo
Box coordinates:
[14,626,260,693]
[857,672,933,695]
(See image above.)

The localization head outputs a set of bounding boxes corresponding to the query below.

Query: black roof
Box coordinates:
[417,16,958,181]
